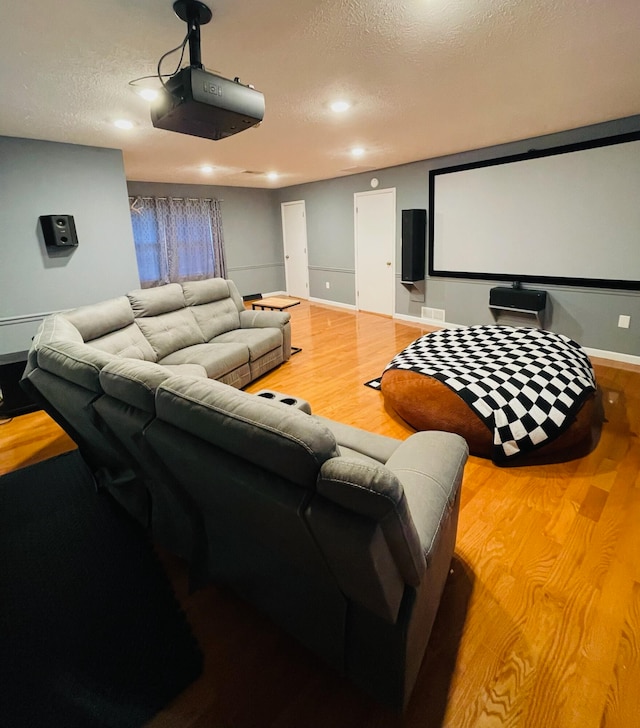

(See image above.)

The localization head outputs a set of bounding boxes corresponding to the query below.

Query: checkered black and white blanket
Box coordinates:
[373,326,596,461]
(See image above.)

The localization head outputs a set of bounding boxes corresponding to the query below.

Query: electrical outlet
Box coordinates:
[325,281,330,289]
[618,314,631,329]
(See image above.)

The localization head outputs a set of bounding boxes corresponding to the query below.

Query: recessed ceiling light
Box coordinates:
[351,147,365,157]
[330,100,350,113]
[200,165,214,174]
[267,172,279,180]
[114,119,134,130]
[137,88,159,102]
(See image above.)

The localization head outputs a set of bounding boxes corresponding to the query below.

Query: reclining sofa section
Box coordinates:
[21,281,469,711]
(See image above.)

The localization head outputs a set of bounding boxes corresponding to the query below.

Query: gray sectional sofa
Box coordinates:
[26,277,291,389]
[21,279,469,711]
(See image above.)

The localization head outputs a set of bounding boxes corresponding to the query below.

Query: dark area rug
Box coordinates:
[0,451,202,728]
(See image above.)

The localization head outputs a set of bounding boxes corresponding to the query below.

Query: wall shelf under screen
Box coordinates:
[489,286,547,326]
[427,131,640,291]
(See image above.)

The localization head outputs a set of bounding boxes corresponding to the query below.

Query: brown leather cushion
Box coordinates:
[381,369,597,462]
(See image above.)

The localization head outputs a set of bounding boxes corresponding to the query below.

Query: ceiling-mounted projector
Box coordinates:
[150,0,265,141]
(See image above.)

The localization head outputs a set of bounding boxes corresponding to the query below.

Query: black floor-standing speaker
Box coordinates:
[401,209,426,283]
[39,215,78,248]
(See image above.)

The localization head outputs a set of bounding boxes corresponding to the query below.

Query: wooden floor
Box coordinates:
[1,300,639,727]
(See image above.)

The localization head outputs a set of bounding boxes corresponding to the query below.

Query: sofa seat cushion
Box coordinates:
[162,364,209,377]
[159,342,249,379]
[88,322,157,361]
[211,328,282,361]
[336,445,388,467]
[314,416,401,465]
[136,309,205,360]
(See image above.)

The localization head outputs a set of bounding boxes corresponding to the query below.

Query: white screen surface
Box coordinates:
[430,137,640,289]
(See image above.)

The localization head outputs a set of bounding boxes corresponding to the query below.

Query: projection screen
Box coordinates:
[428,132,640,290]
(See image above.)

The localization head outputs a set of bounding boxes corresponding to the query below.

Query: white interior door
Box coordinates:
[281,201,309,298]
[354,188,396,315]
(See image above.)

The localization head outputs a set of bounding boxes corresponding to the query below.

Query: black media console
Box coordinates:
[489,286,547,313]
[489,286,548,326]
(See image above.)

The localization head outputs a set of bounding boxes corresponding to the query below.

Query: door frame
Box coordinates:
[281,200,310,298]
[354,187,396,315]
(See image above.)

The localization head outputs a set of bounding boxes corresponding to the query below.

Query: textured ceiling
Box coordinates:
[1,0,639,188]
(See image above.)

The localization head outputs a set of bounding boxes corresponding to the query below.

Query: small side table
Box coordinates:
[251,297,301,312]
[251,297,302,354]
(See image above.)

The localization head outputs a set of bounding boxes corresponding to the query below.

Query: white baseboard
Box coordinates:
[262,290,288,297]
[583,347,640,367]
[308,296,357,311]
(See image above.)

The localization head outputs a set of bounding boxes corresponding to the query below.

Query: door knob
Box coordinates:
[386,261,391,266]
[285,255,290,259]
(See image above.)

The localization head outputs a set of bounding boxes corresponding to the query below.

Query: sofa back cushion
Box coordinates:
[99,359,176,413]
[155,377,340,489]
[63,296,134,342]
[182,279,241,340]
[127,283,186,317]
[135,309,205,360]
[182,278,232,306]
[36,341,116,393]
[88,323,157,361]
[190,300,241,341]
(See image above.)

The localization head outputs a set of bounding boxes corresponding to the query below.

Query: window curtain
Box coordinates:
[128,196,227,288]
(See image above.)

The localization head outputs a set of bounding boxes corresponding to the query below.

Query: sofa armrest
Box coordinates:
[239,309,290,329]
[239,310,292,360]
[384,431,468,561]
[316,457,425,586]
[24,314,83,378]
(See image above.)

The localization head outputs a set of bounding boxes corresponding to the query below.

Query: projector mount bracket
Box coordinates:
[172,0,212,70]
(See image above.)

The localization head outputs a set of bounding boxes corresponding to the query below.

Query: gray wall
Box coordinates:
[277,116,640,356]
[0,137,139,355]
[127,182,285,297]
[3,117,638,359]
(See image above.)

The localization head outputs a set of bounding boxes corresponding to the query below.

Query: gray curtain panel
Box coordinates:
[129,196,227,288]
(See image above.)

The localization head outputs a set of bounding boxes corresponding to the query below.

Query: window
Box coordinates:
[129,196,227,288]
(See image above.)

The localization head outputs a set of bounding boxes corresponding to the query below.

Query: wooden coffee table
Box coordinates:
[250,297,302,353]
[251,297,301,312]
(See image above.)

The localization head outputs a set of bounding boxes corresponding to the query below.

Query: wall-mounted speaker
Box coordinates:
[401,209,426,283]
[39,215,78,248]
